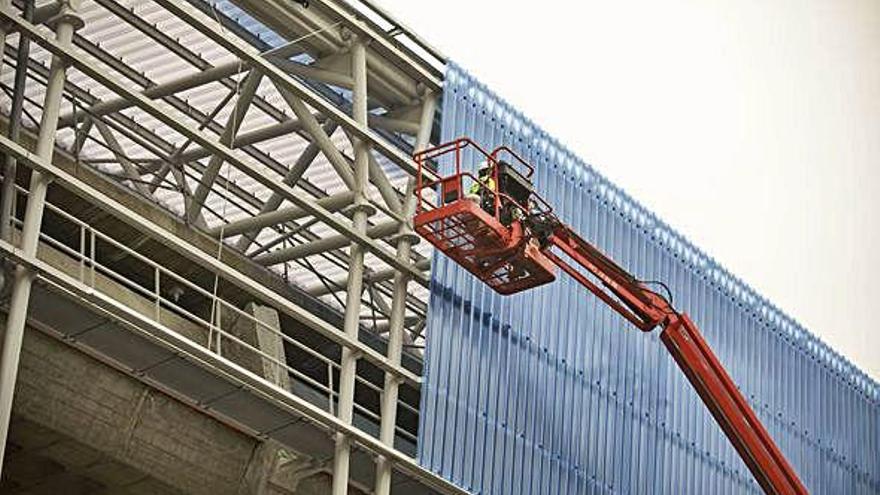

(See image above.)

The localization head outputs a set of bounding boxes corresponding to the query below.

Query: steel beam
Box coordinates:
[373,189,416,495]
[273,82,356,190]
[153,0,439,184]
[161,114,318,164]
[0,0,80,474]
[0,133,422,389]
[0,0,32,242]
[56,61,246,128]
[270,56,353,88]
[188,68,264,223]
[305,258,430,297]
[235,121,338,252]
[0,9,428,286]
[365,141,403,213]
[148,86,237,202]
[337,126,403,213]
[368,114,420,135]
[332,37,369,495]
[93,120,151,196]
[254,220,398,265]
[368,316,422,335]
[211,190,355,239]
[374,91,436,495]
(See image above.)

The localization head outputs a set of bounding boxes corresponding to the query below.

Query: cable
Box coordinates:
[260,21,343,57]
[639,279,675,310]
[206,10,246,352]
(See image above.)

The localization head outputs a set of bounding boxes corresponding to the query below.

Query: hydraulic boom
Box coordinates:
[413,138,808,494]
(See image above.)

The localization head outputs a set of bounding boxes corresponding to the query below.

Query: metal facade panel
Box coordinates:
[418,63,880,494]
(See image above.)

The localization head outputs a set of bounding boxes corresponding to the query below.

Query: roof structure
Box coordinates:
[1,0,446,346]
[0,0,459,493]
[1,1,876,494]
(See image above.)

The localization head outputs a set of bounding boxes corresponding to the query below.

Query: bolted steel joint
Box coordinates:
[46,0,84,31]
[340,28,371,49]
[349,202,376,217]
[390,232,420,246]
[0,260,11,302]
[340,26,353,43]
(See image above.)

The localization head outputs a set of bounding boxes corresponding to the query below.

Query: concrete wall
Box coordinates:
[2,322,340,494]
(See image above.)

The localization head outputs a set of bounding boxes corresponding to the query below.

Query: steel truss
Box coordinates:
[0,0,451,493]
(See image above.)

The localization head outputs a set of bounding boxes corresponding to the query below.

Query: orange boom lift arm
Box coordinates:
[413,138,808,495]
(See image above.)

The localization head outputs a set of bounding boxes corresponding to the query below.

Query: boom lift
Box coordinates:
[412,138,808,495]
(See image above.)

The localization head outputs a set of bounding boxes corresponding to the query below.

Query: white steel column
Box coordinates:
[374,92,436,495]
[331,36,372,495]
[0,1,9,77]
[0,0,81,473]
[0,0,32,241]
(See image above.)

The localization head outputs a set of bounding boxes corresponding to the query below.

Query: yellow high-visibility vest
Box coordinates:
[469,175,495,195]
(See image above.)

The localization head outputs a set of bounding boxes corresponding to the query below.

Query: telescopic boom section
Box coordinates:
[544,225,808,495]
[412,139,809,494]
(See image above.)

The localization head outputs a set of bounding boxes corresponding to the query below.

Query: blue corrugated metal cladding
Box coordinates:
[417,63,880,495]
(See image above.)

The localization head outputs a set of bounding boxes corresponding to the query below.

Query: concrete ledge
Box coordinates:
[5,323,278,494]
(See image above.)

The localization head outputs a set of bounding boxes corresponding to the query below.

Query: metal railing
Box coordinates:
[7,184,420,445]
[413,137,552,221]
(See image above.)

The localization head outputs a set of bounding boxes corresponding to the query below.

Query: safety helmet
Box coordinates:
[477,160,492,177]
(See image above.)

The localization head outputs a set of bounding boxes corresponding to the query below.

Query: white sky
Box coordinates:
[380,0,880,379]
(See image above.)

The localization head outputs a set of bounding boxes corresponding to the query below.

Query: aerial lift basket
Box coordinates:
[413,137,809,495]
[413,138,556,294]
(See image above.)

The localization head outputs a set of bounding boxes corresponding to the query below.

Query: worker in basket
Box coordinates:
[466,160,532,227]
[465,161,496,215]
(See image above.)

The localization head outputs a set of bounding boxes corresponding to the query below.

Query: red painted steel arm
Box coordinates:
[543,224,809,495]
[661,315,808,495]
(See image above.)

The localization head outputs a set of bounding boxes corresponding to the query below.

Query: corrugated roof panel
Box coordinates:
[418,62,880,494]
[1,0,431,358]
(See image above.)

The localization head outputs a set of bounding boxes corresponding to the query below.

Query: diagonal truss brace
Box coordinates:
[0,133,422,388]
[93,120,151,196]
[152,0,438,184]
[0,240,466,495]
[0,8,429,287]
[188,67,264,223]
[272,81,356,190]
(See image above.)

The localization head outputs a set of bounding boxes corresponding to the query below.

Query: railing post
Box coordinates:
[0,0,83,475]
[154,266,161,321]
[89,228,95,287]
[328,361,335,414]
[78,224,85,283]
